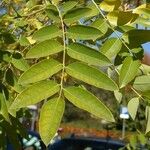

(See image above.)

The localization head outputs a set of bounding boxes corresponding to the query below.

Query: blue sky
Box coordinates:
[143,42,150,54]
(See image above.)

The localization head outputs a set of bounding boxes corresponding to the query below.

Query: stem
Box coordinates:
[131,87,145,101]
[55,5,66,98]
[91,0,133,56]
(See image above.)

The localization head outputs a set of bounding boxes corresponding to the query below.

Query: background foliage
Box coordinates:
[0,0,150,148]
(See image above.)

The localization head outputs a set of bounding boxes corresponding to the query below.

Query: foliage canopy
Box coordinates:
[0,0,150,148]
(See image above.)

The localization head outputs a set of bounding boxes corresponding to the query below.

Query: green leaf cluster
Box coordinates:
[0,0,150,147]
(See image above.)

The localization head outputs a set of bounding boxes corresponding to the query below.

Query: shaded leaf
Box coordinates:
[19,59,62,85]
[66,62,118,91]
[26,40,63,58]
[128,97,139,120]
[146,106,150,134]
[123,30,150,48]
[5,68,14,86]
[32,25,61,42]
[64,8,92,24]
[64,86,115,122]
[119,57,140,88]
[67,25,103,40]
[67,43,111,66]
[39,98,65,146]
[0,88,10,122]
[10,80,60,109]
[100,38,122,59]
[133,75,150,92]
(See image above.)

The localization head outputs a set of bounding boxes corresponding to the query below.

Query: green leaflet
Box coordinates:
[19,36,30,46]
[100,0,121,12]
[12,53,30,71]
[67,25,103,40]
[5,68,15,86]
[90,18,108,34]
[119,57,140,88]
[39,98,65,146]
[123,30,150,48]
[19,59,62,85]
[32,25,61,42]
[66,62,118,91]
[107,11,138,26]
[64,8,92,24]
[133,75,150,92]
[134,17,150,28]
[10,80,60,109]
[128,97,139,120]
[133,7,150,18]
[64,86,115,122]
[146,106,150,134]
[0,90,10,122]
[61,1,78,14]
[100,38,122,59]
[46,5,60,23]
[114,90,122,103]
[67,43,111,66]
[26,40,63,58]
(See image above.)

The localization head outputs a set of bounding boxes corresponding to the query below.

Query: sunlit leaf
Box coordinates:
[67,25,103,40]
[19,59,62,85]
[61,1,78,14]
[119,57,140,88]
[133,75,150,92]
[67,43,111,66]
[114,90,122,103]
[64,8,92,24]
[10,80,60,109]
[91,18,108,34]
[107,11,138,26]
[100,38,122,59]
[32,25,62,42]
[66,62,118,91]
[128,97,139,120]
[12,53,30,71]
[100,0,121,12]
[39,98,65,146]
[26,40,63,58]
[46,5,60,23]
[64,86,115,122]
